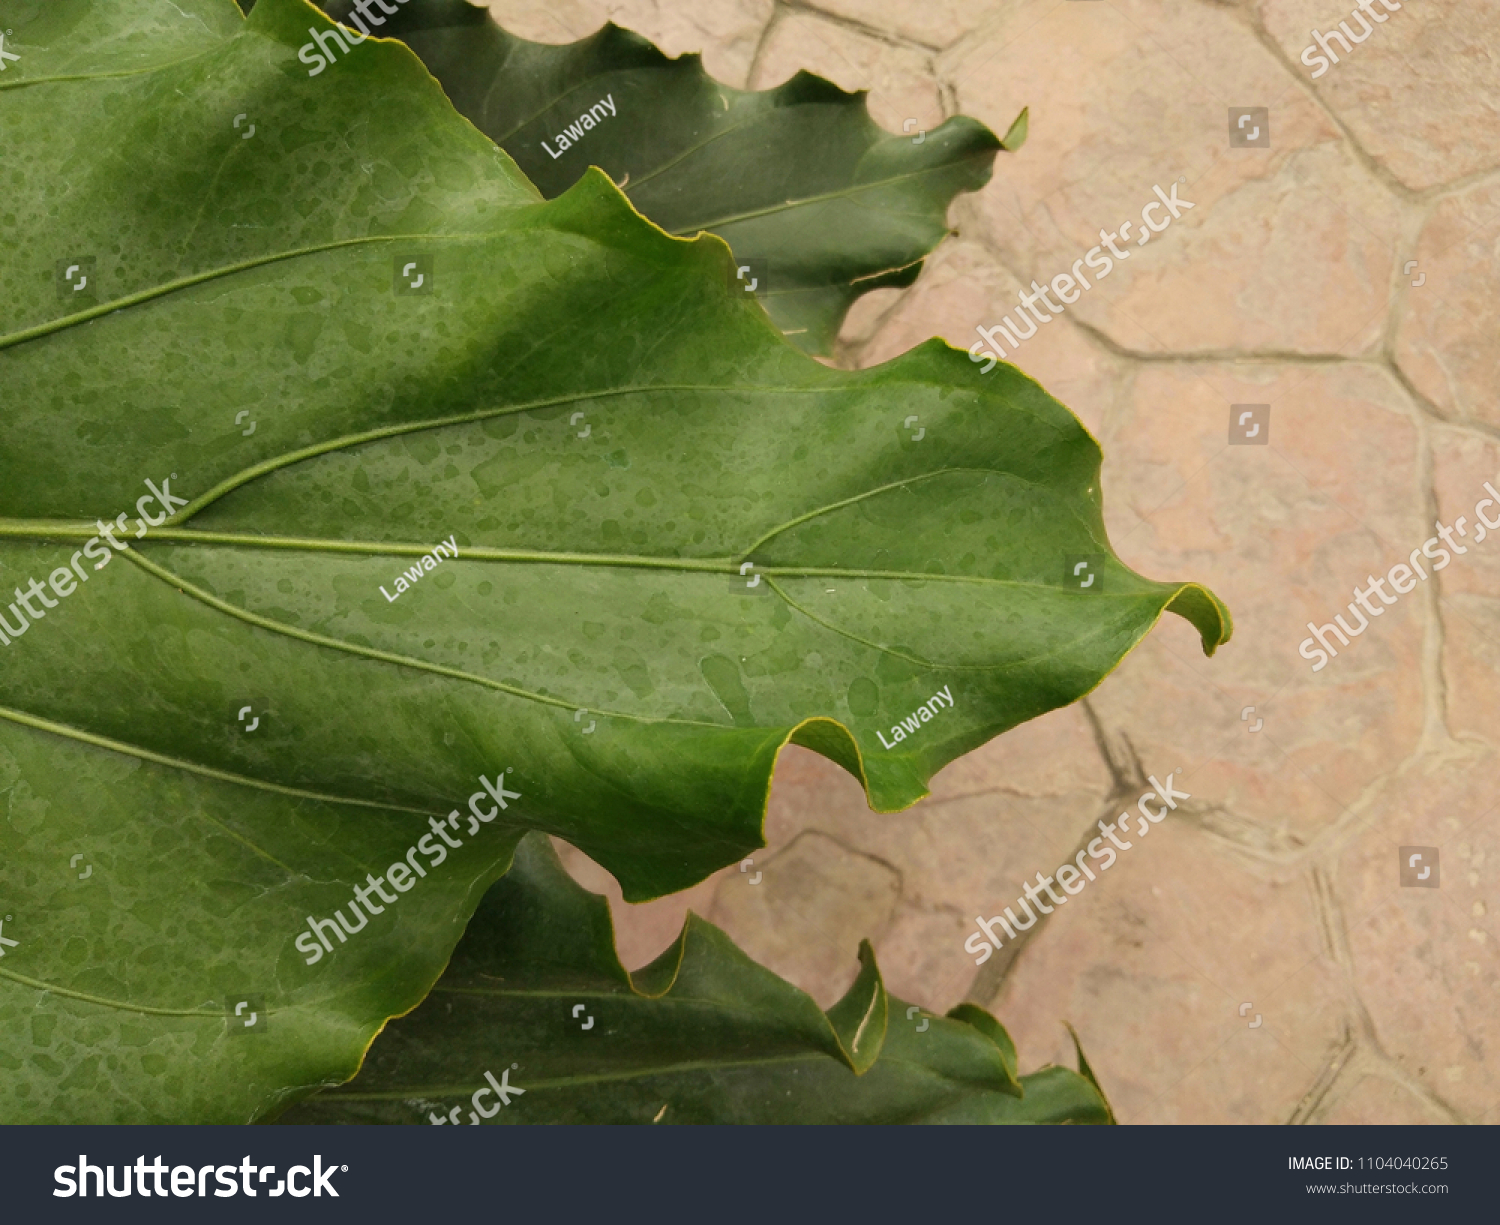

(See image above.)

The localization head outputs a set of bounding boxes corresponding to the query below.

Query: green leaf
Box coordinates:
[0,0,1225,1120]
[301,0,1012,354]
[1066,1019,1118,1124]
[946,1001,1019,1077]
[2,0,1228,894]
[1000,106,1030,152]
[278,833,1110,1124]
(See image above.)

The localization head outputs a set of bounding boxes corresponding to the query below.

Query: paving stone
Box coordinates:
[760,745,1104,915]
[1318,1074,1447,1125]
[1429,426,1500,747]
[750,9,941,135]
[707,830,902,1006]
[486,0,772,86]
[1259,0,1500,192]
[795,0,987,53]
[991,819,1345,1123]
[925,702,1113,806]
[852,237,1129,441]
[873,903,974,1016]
[1335,777,1500,1122]
[1086,364,1425,838]
[939,0,1399,356]
[1395,181,1500,430]
[550,837,727,971]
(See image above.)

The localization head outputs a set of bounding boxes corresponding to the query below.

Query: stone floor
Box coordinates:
[491,0,1500,1124]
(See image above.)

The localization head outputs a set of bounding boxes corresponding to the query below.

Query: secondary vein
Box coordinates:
[0,703,442,816]
[118,549,738,731]
[0,232,496,354]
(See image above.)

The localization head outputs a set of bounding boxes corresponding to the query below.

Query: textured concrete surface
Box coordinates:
[523,0,1500,1124]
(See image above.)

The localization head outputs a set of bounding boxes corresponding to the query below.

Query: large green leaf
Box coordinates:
[295,0,1019,355]
[280,833,1111,1124]
[0,0,1226,1121]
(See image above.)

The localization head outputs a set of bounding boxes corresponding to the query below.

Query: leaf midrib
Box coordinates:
[119,547,1147,727]
[320,1051,1007,1104]
[0,521,1152,605]
[0,524,1115,588]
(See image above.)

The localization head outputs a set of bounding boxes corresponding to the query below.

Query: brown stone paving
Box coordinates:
[512,0,1500,1123]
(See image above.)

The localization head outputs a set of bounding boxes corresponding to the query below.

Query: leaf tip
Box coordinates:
[1165,582,1234,656]
[824,939,888,1075]
[1064,1021,1117,1124]
[1001,106,1029,151]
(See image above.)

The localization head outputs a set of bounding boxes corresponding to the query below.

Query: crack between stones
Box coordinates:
[778,0,945,54]
[1298,863,1468,1122]
[1231,2,1500,206]
[961,735,1154,1006]
[744,3,787,90]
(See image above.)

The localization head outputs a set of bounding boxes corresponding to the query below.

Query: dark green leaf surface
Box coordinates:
[307,0,1014,354]
[280,833,1110,1124]
[0,0,1225,1120]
